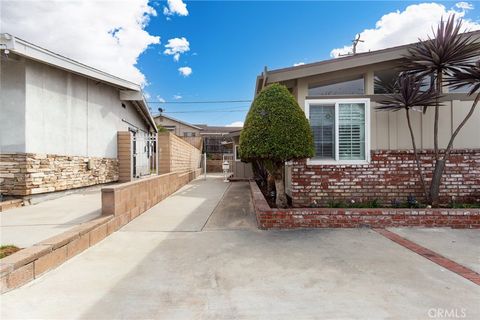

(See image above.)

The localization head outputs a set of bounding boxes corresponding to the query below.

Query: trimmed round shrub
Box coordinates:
[240,83,314,164]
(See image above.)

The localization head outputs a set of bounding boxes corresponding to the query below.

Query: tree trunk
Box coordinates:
[433,71,443,159]
[273,169,288,208]
[429,159,446,207]
[406,108,429,203]
[430,92,480,207]
[267,173,276,195]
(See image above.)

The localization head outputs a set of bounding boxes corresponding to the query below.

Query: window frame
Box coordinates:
[305,98,371,165]
[234,145,241,161]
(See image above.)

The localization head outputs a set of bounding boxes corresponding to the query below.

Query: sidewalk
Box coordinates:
[0,188,103,248]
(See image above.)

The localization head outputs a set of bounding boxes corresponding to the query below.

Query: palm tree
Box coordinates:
[445,60,480,158]
[404,15,480,206]
[377,73,440,201]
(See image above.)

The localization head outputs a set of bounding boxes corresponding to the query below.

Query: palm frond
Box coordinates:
[404,15,480,77]
[376,73,441,112]
[447,60,480,95]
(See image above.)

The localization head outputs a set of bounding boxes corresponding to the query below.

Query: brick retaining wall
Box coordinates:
[251,181,480,230]
[102,168,202,218]
[0,153,118,196]
[158,132,202,174]
[291,149,480,207]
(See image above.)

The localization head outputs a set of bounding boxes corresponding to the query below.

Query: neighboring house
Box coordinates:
[195,125,242,158]
[254,33,480,206]
[226,129,253,180]
[0,33,158,197]
[154,114,202,137]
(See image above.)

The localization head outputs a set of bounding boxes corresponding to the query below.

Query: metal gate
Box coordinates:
[132,132,157,178]
[222,153,234,177]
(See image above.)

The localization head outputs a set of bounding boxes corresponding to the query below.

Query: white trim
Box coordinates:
[305,98,371,165]
[234,145,241,161]
[1,33,140,91]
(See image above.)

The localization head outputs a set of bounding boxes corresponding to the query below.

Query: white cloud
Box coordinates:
[456,2,474,10]
[227,121,244,127]
[156,95,166,103]
[163,0,188,17]
[178,66,192,77]
[173,94,182,100]
[1,0,160,86]
[293,62,305,67]
[164,37,190,61]
[330,3,480,58]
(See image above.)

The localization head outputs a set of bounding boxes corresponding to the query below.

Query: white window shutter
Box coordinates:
[338,103,365,160]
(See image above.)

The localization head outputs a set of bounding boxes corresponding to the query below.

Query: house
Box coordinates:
[195,124,242,158]
[254,33,480,206]
[226,129,253,180]
[154,114,202,137]
[0,33,158,197]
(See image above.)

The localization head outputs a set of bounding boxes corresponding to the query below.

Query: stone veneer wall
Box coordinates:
[291,149,480,207]
[0,153,118,196]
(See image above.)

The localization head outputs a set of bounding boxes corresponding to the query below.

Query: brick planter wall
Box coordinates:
[0,153,118,196]
[251,181,480,230]
[291,149,480,207]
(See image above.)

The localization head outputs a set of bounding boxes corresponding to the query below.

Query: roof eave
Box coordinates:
[0,33,141,91]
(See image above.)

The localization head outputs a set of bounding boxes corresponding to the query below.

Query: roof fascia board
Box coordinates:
[266,48,409,84]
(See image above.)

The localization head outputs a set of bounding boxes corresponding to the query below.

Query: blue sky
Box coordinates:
[137,1,480,126]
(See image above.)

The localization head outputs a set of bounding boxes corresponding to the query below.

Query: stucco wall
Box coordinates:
[155,116,201,137]
[22,59,148,158]
[0,58,26,152]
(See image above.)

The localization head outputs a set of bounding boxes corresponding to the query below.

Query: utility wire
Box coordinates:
[162,109,249,114]
[147,99,252,104]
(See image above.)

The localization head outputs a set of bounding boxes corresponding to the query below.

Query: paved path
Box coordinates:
[1,176,479,319]
[1,188,103,248]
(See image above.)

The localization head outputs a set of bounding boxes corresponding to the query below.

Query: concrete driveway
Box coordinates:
[1,175,479,319]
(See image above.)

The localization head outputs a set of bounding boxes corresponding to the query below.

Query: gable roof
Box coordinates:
[154,114,203,130]
[256,30,480,92]
[0,33,157,131]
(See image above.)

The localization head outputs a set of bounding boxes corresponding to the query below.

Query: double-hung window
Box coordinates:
[305,99,370,164]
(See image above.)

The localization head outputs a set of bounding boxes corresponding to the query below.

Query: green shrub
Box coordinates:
[240,83,314,207]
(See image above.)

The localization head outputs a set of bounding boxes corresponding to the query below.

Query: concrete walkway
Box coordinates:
[1,187,104,248]
[1,175,480,319]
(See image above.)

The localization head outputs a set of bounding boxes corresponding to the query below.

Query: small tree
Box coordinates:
[378,15,480,206]
[404,15,480,206]
[240,83,314,207]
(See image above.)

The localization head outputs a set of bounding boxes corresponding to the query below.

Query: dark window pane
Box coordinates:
[309,77,364,96]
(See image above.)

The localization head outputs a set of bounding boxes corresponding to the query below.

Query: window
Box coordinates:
[308,76,364,96]
[183,132,196,137]
[306,99,370,164]
[374,69,434,94]
[234,145,241,161]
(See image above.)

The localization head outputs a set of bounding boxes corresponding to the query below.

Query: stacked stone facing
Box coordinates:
[0,153,118,196]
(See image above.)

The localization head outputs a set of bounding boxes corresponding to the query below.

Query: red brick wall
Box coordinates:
[250,182,480,230]
[291,149,480,207]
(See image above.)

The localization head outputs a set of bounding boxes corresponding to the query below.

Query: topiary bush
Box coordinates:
[240,83,314,207]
